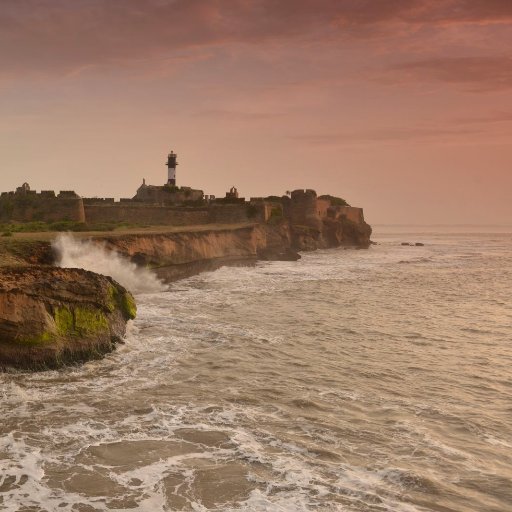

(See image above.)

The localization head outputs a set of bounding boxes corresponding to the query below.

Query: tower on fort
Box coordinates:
[167,150,178,186]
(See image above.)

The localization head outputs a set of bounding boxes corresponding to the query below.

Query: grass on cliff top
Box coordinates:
[0,222,257,267]
[0,222,256,239]
[0,221,152,234]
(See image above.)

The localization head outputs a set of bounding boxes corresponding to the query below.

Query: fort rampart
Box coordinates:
[83,202,253,226]
[0,184,369,249]
[0,189,85,223]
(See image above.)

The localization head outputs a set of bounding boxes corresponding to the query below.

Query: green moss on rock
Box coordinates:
[54,306,74,335]
[16,331,55,346]
[106,285,136,320]
[106,285,118,312]
[121,292,137,320]
[74,307,109,335]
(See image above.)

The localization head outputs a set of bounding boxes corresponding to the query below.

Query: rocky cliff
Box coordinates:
[283,189,372,251]
[0,266,136,370]
[0,190,371,370]
[96,211,370,280]
[98,224,295,280]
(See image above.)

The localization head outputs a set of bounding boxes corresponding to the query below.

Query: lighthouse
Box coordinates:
[166,150,178,186]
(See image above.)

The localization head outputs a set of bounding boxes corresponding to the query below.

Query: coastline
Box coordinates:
[0,209,371,370]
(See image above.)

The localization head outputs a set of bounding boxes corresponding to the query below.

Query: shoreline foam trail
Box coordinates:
[0,229,511,510]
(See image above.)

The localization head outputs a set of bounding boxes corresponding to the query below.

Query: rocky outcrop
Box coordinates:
[0,266,136,370]
[100,226,266,268]
[95,224,299,280]
[321,215,372,248]
[0,189,371,371]
[93,196,372,278]
[256,223,300,261]
[283,190,372,251]
[94,212,370,280]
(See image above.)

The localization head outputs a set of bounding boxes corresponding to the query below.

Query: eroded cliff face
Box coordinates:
[0,200,370,370]
[96,225,296,280]
[291,216,372,251]
[0,189,371,371]
[100,226,266,267]
[0,266,136,370]
[283,190,372,251]
[97,211,371,280]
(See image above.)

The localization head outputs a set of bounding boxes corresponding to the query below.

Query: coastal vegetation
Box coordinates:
[0,221,150,234]
[318,194,349,206]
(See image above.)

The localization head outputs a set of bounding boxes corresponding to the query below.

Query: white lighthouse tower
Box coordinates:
[166,150,178,186]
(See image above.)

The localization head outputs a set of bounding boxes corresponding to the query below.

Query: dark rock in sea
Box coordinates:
[401,242,411,246]
[0,266,136,371]
[415,242,425,246]
[258,247,301,261]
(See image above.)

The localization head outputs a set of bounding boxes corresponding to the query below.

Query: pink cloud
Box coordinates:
[289,126,481,145]
[2,0,511,77]
[391,56,512,90]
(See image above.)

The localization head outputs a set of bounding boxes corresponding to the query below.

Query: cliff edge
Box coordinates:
[283,189,372,251]
[0,188,371,370]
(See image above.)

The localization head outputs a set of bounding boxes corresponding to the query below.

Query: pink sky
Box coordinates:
[1,0,511,224]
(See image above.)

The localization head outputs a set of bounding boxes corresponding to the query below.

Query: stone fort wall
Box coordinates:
[0,191,85,223]
[0,185,365,231]
[83,202,252,226]
[84,203,211,226]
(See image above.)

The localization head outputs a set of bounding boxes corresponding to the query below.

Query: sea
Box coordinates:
[1,226,511,511]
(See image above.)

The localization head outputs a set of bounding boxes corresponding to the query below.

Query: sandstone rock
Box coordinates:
[338,216,372,248]
[0,266,136,370]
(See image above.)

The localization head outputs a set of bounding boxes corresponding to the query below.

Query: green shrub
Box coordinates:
[49,221,87,232]
[12,222,49,232]
[318,194,349,207]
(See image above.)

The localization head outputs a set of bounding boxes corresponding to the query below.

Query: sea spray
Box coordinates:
[53,234,166,294]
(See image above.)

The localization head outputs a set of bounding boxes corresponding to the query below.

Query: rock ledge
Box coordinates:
[0,266,136,370]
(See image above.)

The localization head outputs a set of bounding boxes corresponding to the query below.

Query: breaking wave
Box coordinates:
[53,233,165,294]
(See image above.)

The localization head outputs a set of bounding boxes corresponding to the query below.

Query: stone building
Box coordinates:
[132,181,203,204]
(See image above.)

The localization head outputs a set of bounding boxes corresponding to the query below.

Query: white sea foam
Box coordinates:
[1,229,511,511]
[53,233,166,294]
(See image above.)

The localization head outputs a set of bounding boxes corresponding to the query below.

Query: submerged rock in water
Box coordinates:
[0,266,136,370]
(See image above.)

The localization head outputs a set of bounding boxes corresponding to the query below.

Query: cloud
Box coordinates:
[197,109,285,120]
[2,0,511,77]
[412,0,512,25]
[453,111,512,124]
[289,126,480,145]
[391,56,512,90]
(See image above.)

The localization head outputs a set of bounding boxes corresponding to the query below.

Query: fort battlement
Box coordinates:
[82,201,254,226]
[283,189,323,231]
[0,173,368,250]
[0,184,85,223]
